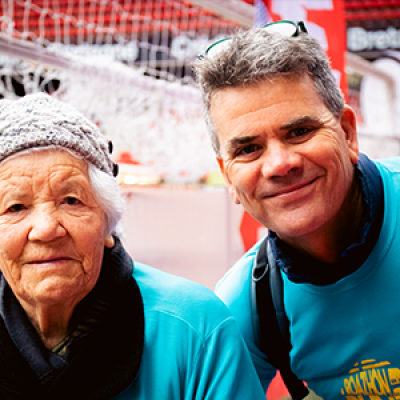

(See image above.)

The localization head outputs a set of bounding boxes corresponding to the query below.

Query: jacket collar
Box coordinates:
[0,237,144,400]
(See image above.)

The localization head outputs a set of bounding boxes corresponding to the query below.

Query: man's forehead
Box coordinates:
[210,74,317,104]
[211,74,306,95]
[210,76,327,129]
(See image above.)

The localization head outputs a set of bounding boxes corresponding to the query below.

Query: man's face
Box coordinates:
[212,76,359,248]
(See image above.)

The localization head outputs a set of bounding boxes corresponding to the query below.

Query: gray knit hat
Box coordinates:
[0,93,117,176]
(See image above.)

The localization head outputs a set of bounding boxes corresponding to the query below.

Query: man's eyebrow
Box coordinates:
[280,116,322,131]
[226,135,259,153]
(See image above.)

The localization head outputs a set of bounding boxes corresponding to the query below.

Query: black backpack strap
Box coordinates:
[252,237,309,400]
[266,240,290,344]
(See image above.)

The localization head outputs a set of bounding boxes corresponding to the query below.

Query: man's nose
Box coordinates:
[28,208,66,242]
[261,141,303,178]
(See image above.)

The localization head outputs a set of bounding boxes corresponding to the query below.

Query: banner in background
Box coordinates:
[255,0,347,98]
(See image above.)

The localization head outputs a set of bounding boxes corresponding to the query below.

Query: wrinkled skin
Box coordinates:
[213,76,361,262]
[0,149,114,347]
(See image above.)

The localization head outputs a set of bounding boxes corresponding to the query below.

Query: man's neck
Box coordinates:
[279,177,364,264]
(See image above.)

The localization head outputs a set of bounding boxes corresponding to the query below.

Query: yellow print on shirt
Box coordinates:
[341,359,400,400]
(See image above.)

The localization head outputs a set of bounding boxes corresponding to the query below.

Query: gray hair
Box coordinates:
[193,27,345,157]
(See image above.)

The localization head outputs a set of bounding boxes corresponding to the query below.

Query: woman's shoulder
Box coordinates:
[133,262,236,336]
[133,262,215,298]
[375,157,400,174]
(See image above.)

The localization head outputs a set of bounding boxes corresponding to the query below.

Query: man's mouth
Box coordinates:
[265,177,318,198]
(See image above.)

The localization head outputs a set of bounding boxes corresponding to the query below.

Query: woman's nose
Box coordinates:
[27,208,66,242]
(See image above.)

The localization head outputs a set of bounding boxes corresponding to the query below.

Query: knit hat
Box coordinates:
[0,93,118,176]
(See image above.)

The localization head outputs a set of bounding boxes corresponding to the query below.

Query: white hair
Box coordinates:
[87,163,124,236]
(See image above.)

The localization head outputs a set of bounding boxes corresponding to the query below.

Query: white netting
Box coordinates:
[0,0,240,81]
[54,57,217,181]
[0,0,245,181]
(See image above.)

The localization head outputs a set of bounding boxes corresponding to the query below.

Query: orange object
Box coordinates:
[267,373,290,400]
[115,152,141,165]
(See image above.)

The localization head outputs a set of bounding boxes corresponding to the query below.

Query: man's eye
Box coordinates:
[289,127,311,138]
[7,204,25,213]
[236,144,261,157]
[63,197,81,206]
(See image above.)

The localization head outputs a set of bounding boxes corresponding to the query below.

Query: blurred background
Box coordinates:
[1,1,399,398]
[0,0,398,292]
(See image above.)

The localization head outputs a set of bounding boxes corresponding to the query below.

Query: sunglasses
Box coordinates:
[197,20,308,60]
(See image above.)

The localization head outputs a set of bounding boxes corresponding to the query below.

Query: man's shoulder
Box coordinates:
[215,237,275,387]
[214,237,265,342]
[215,237,264,297]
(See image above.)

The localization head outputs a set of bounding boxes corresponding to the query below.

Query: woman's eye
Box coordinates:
[63,197,81,206]
[7,204,25,213]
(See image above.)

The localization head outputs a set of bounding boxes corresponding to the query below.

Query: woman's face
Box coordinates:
[0,150,111,309]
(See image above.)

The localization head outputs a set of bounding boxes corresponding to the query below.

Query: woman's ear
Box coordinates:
[104,235,115,248]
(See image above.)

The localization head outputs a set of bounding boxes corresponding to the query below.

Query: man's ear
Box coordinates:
[341,105,359,165]
[104,235,115,248]
[217,158,240,205]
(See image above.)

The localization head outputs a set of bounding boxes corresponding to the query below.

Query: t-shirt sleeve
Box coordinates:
[186,316,266,400]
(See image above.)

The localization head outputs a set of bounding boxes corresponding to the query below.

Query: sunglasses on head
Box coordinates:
[197,20,308,60]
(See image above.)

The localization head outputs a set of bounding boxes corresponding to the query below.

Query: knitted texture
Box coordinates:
[0,93,114,175]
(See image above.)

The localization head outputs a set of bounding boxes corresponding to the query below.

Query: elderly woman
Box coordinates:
[0,93,265,400]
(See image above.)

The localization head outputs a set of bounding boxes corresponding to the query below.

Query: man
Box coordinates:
[194,21,400,400]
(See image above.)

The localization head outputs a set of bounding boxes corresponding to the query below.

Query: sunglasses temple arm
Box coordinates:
[298,21,308,34]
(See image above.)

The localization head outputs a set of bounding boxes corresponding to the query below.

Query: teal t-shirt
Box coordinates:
[216,157,400,400]
[114,263,266,400]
